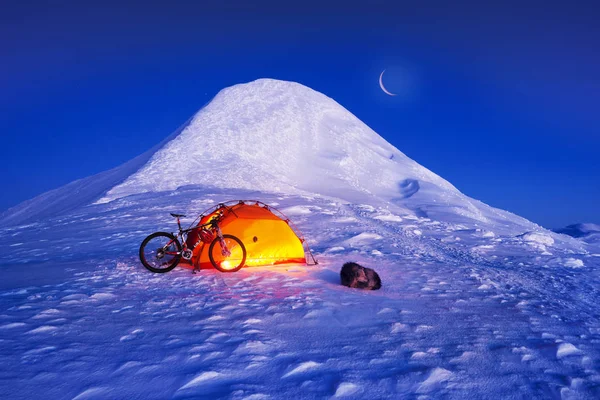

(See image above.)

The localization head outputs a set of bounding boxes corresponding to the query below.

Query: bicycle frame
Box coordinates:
[163,214,229,260]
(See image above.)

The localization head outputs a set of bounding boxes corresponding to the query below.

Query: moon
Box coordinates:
[379,70,397,96]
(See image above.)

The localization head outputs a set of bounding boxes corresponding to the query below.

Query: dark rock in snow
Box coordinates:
[340,262,381,290]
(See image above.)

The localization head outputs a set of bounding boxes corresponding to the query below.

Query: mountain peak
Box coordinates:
[0,79,531,231]
[97,78,454,205]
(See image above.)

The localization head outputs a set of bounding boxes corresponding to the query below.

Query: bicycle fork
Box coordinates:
[215,226,231,257]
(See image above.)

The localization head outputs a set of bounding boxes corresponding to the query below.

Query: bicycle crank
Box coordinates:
[181,249,193,260]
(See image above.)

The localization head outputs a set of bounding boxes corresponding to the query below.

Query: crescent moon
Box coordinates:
[379,70,397,96]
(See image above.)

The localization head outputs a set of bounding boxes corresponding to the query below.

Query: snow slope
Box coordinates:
[0,115,194,227]
[1,79,599,399]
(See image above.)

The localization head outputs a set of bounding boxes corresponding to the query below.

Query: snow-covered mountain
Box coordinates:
[0,79,545,236]
[1,79,599,399]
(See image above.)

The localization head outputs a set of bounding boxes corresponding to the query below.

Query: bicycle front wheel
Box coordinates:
[139,232,182,273]
[209,234,246,272]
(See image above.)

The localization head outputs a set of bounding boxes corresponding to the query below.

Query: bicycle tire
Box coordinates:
[208,234,246,272]
[139,232,182,273]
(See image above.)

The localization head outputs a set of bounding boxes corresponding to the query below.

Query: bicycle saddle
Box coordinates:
[170,213,186,218]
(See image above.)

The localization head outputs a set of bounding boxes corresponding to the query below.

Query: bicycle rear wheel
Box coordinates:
[139,232,182,273]
[208,234,246,272]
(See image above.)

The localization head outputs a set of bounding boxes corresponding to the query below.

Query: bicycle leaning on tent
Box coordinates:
[139,211,246,273]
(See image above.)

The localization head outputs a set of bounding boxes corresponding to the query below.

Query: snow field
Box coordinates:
[1,189,599,399]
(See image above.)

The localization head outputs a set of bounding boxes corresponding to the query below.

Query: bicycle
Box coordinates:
[139,211,246,273]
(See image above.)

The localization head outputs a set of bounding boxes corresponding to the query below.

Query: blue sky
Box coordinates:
[1,1,598,229]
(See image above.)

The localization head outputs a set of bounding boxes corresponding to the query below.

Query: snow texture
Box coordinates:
[1,79,599,399]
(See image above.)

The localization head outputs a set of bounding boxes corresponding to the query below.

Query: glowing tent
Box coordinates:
[188,201,316,270]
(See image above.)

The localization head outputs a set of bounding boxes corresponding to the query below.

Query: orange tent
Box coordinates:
[188,201,316,270]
